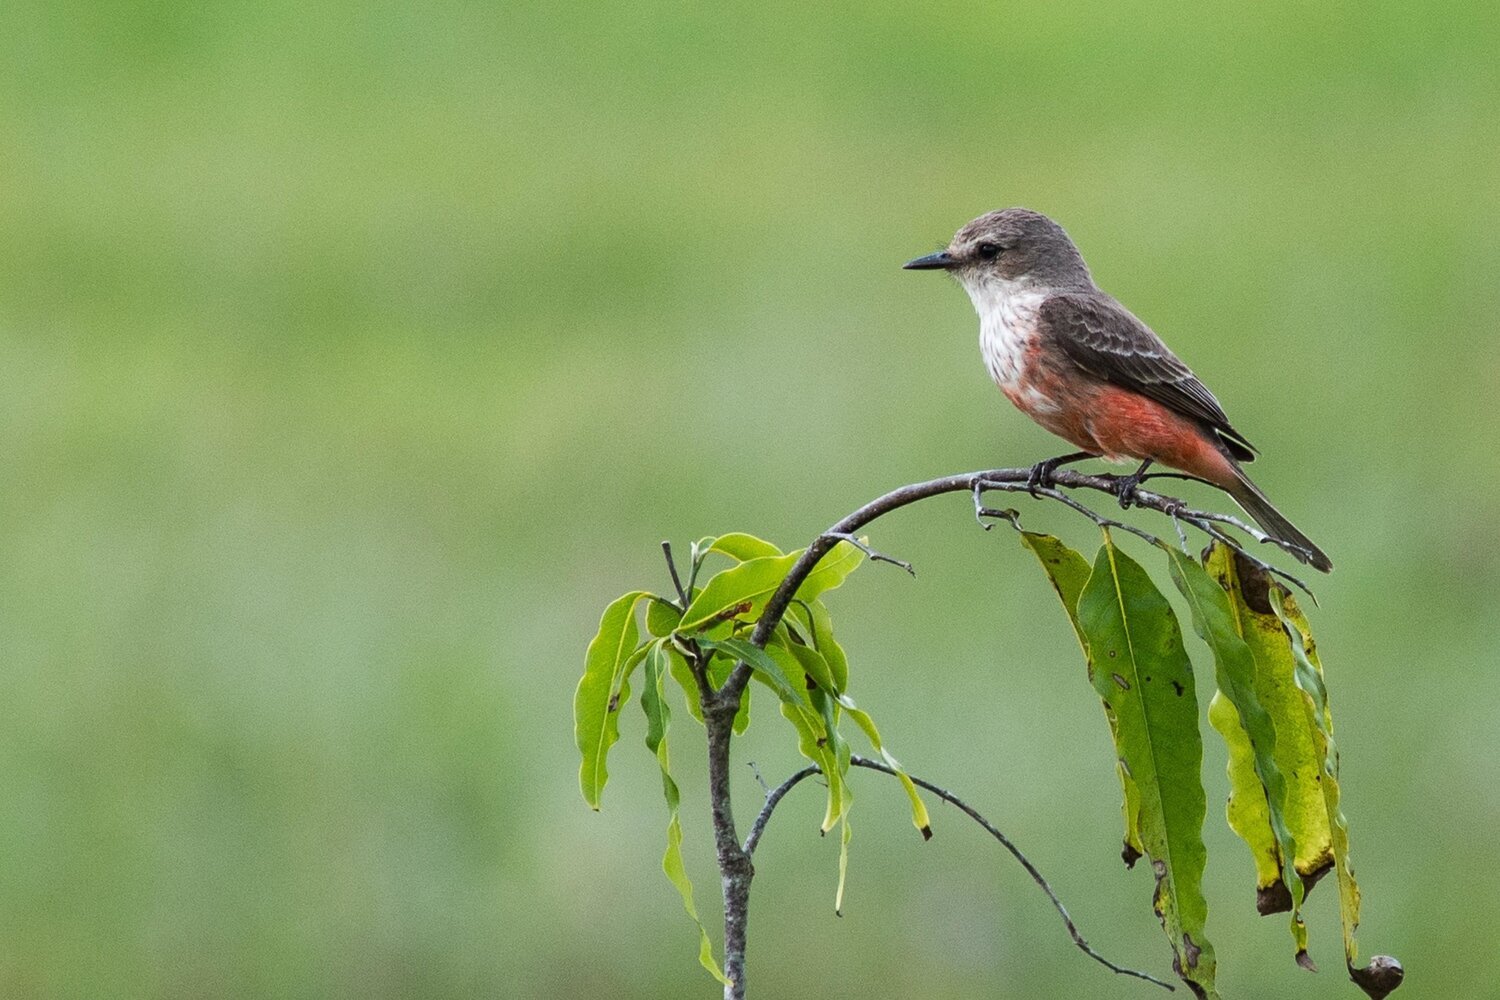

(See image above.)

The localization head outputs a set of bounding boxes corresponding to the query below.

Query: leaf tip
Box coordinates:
[1296,950,1318,973]
[919,824,933,841]
[1257,880,1293,915]
[1349,956,1404,1000]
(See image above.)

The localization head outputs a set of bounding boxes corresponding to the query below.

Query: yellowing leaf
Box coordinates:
[1164,544,1307,963]
[1274,589,1368,975]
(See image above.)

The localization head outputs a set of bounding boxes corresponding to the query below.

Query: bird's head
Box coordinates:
[904,208,1094,296]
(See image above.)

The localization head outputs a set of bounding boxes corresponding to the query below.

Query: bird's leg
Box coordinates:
[1113,459,1154,509]
[1026,451,1095,494]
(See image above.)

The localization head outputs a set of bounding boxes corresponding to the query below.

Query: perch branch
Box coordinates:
[698,464,1321,998]
[720,466,1313,704]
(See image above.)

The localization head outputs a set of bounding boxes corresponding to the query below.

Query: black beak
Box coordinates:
[903,250,955,271]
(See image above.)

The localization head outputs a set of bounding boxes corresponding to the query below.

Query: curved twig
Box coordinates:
[719,466,1316,703]
[739,755,1175,992]
[743,764,820,856]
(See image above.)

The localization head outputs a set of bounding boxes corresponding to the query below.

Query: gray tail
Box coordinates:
[1224,469,1333,573]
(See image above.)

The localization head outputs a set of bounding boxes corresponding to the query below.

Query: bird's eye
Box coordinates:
[976,242,1001,260]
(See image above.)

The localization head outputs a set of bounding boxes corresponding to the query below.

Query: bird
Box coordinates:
[904,208,1332,572]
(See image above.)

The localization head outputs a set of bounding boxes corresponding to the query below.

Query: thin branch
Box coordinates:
[670,636,717,702]
[662,540,690,607]
[975,481,1170,550]
[738,756,1175,992]
[823,531,916,576]
[721,465,1320,704]
[845,756,1176,991]
[743,764,820,856]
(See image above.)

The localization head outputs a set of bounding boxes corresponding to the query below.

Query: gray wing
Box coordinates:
[1039,292,1256,461]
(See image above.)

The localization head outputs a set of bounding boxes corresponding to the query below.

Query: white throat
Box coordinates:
[958,274,1047,391]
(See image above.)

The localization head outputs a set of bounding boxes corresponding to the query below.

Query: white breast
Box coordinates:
[969,281,1046,392]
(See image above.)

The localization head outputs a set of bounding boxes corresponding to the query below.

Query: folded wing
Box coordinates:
[1040,292,1257,462]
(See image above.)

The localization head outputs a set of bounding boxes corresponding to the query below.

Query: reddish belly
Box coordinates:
[1006,368,1236,488]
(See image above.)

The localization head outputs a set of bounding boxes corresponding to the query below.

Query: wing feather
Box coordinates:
[1039,293,1256,461]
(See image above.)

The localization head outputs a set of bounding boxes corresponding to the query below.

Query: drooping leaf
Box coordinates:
[1019,531,1095,648]
[784,600,851,695]
[1076,534,1217,999]
[1207,690,1282,906]
[640,642,730,986]
[710,633,849,834]
[1204,548,1334,917]
[665,640,706,725]
[842,697,932,839]
[807,598,850,694]
[779,629,838,696]
[1273,589,1380,983]
[1164,544,1306,963]
[676,541,864,633]
[763,643,850,834]
[702,636,800,704]
[1020,531,1144,865]
[575,591,649,809]
[834,813,852,916]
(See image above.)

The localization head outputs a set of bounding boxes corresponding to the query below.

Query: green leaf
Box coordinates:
[1076,534,1217,999]
[575,591,650,809]
[1020,531,1144,865]
[714,652,752,736]
[807,599,850,694]
[678,552,799,632]
[703,636,801,704]
[676,540,864,633]
[665,641,706,725]
[640,643,731,986]
[842,699,932,839]
[1273,588,1365,972]
[706,635,848,833]
[708,532,784,561]
[777,695,849,834]
[646,596,683,638]
[659,642,751,734]
[797,539,865,601]
[780,630,838,696]
[1164,544,1306,962]
[834,813,852,916]
[1019,531,1094,648]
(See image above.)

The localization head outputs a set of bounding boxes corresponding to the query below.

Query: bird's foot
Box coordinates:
[1112,460,1154,510]
[1027,452,1091,495]
[1026,459,1059,496]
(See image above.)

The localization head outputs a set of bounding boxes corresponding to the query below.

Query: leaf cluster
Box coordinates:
[574,532,927,980]
[1024,529,1396,999]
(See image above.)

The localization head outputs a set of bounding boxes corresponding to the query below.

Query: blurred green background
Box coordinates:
[2,1,1497,997]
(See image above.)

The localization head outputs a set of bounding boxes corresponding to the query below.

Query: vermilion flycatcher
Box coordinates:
[905,208,1332,572]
